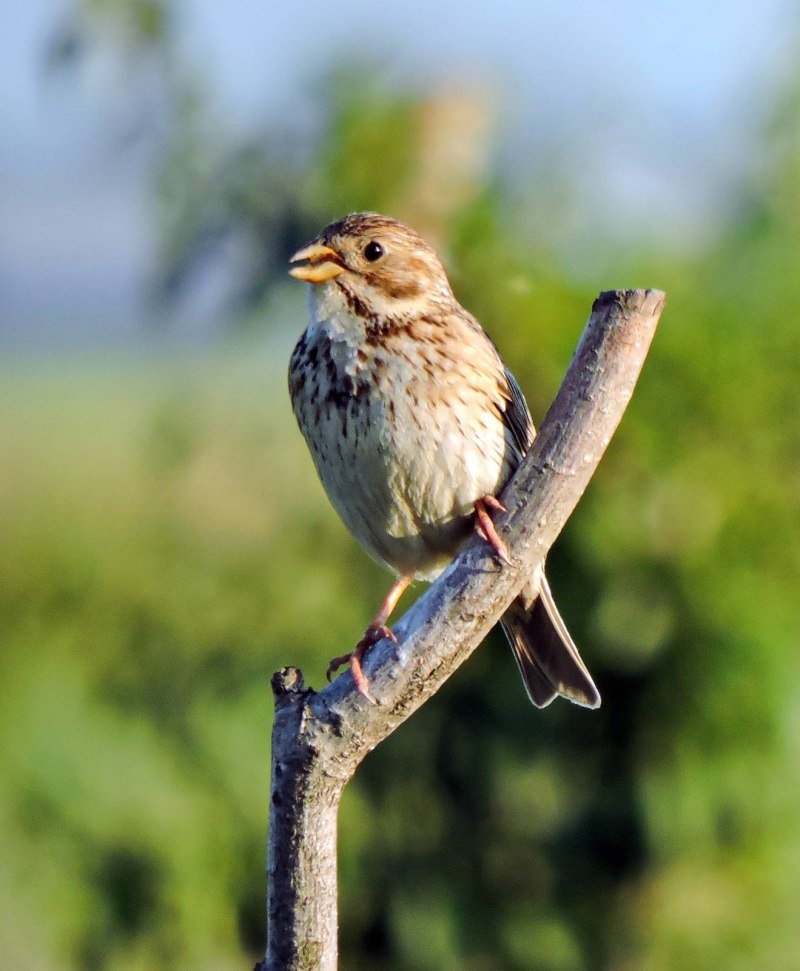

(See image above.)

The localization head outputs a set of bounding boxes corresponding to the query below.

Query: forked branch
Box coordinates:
[257,288,666,971]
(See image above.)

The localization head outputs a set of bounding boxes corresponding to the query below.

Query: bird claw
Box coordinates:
[326,653,353,681]
[326,623,396,703]
[481,495,507,514]
[474,496,512,566]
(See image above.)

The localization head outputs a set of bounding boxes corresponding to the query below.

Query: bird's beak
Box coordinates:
[288,242,345,283]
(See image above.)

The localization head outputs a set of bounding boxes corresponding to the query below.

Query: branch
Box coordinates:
[258,288,665,971]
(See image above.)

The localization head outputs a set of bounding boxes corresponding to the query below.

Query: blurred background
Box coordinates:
[2,2,800,969]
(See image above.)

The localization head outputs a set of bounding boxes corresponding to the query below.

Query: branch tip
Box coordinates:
[271,666,308,698]
[592,287,666,317]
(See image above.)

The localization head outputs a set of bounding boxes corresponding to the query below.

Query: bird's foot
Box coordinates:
[474,495,512,566]
[326,623,398,704]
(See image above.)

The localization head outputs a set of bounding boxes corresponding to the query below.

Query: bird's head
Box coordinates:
[289,213,454,317]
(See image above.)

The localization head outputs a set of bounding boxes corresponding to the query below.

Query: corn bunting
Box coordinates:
[288,212,599,709]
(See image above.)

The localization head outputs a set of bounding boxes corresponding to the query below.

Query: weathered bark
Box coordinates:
[257,288,666,971]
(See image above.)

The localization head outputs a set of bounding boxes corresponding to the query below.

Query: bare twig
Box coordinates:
[257,289,665,971]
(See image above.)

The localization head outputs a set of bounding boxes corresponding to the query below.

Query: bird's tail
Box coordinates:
[500,569,600,709]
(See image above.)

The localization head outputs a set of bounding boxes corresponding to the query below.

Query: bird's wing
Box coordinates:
[456,307,535,457]
[501,365,535,455]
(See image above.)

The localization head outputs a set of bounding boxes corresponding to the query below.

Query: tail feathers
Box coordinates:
[500,573,600,709]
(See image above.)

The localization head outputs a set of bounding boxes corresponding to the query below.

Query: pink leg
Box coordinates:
[327,575,413,703]
[474,495,512,566]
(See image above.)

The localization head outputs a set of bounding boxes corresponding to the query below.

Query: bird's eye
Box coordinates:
[363,241,384,262]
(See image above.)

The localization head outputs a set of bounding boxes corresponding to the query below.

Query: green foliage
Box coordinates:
[6,36,800,971]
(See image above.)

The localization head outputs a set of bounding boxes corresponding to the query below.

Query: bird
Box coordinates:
[287,212,600,709]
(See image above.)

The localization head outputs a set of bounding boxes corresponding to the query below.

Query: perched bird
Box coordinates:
[288,212,599,709]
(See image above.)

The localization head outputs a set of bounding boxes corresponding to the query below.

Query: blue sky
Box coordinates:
[0,0,794,347]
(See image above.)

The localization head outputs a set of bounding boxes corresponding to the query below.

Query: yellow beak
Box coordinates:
[288,242,346,283]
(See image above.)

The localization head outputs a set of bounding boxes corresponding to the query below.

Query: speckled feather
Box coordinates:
[288,213,599,708]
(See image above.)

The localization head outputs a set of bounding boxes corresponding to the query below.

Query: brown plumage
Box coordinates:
[288,212,599,709]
